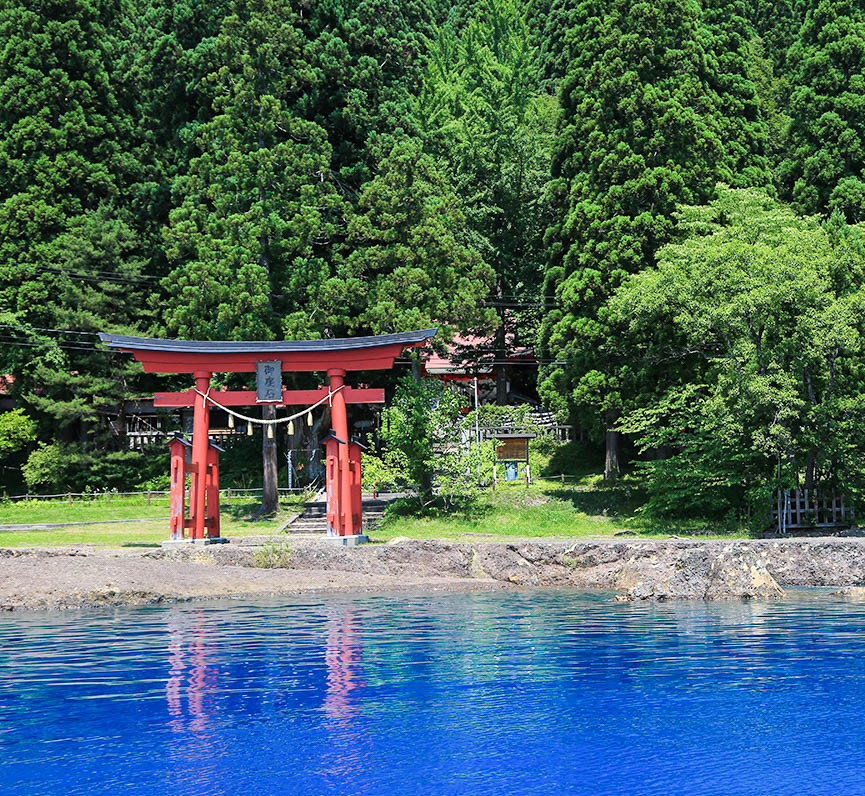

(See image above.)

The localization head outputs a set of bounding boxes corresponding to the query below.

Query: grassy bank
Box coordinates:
[0,478,749,547]
[372,480,749,542]
[0,494,303,547]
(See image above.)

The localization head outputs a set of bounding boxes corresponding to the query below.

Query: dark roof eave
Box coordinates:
[98,328,437,354]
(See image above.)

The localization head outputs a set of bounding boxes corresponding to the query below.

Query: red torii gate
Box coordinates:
[99,329,436,541]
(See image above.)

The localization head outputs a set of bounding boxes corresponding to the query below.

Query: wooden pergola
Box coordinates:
[99,329,436,541]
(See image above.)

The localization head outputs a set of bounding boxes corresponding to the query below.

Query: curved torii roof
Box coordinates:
[99,328,437,374]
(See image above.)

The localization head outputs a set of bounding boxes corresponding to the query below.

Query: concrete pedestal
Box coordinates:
[327,534,369,546]
[161,537,229,548]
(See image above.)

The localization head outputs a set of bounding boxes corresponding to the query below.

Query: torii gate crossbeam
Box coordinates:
[99,329,436,541]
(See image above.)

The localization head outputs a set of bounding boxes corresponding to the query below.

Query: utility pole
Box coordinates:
[474,376,481,483]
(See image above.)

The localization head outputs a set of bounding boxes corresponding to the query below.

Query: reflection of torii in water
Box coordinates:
[323,606,366,726]
[166,609,217,737]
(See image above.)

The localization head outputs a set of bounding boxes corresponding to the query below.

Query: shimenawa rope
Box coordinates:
[192,384,344,425]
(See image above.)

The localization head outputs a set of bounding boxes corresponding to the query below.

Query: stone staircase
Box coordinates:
[285,498,389,535]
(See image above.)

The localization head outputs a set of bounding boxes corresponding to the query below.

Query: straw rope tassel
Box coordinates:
[288,419,294,435]
[267,425,274,439]
[306,410,313,427]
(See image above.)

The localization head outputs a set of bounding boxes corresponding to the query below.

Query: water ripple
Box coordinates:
[1,590,865,794]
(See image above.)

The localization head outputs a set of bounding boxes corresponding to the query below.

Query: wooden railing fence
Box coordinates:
[773,489,854,533]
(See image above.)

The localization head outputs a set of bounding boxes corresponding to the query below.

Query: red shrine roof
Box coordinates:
[424,333,534,377]
[98,329,437,374]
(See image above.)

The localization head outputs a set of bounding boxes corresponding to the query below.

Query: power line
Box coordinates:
[10,265,162,286]
[0,322,101,337]
[0,334,104,353]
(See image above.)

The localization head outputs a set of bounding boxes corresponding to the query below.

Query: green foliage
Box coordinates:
[380,375,468,496]
[361,452,406,493]
[611,186,865,518]
[21,442,168,493]
[538,0,770,442]
[744,1,807,71]
[0,0,152,452]
[22,443,65,492]
[779,0,865,220]
[418,0,556,369]
[0,409,36,456]
[345,137,495,337]
[299,0,444,188]
[162,0,344,341]
[252,538,293,568]
[540,440,603,480]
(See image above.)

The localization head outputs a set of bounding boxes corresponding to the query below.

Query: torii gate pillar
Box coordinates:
[191,371,211,540]
[327,368,356,535]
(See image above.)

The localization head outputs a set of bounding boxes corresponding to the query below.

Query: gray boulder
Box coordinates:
[616,543,785,601]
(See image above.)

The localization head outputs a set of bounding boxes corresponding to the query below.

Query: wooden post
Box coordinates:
[206,444,220,538]
[526,463,531,488]
[561,473,565,485]
[492,464,497,491]
[67,492,72,504]
[147,491,151,507]
[261,403,279,515]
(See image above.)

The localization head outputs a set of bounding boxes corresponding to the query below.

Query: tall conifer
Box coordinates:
[779,0,865,221]
[539,0,765,477]
[162,0,343,342]
[419,0,557,402]
[0,0,149,461]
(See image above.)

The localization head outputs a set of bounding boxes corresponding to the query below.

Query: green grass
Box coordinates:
[0,477,750,548]
[372,480,750,542]
[0,494,305,548]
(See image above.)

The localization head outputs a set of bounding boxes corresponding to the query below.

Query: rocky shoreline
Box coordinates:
[4,537,865,611]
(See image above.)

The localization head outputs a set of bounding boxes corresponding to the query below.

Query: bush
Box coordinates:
[21,443,169,493]
[22,443,66,492]
[0,409,36,456]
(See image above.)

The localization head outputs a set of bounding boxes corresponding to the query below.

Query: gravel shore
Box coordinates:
[4,536,865,610]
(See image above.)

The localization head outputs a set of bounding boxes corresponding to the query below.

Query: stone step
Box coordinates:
[282,497,390,534]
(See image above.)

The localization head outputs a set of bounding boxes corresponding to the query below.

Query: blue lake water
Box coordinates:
[2,589,865,795]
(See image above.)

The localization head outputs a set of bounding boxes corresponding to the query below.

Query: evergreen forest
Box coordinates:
[3,0,865,526]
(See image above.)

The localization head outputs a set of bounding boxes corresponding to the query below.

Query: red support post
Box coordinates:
[328,368,354,536]
[206,444,220,538]
[191,371,211,540]
[324,434,341,535]
[168,438,187,540]
[348,440,365,534]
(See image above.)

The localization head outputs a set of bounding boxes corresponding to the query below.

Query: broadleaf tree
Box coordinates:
[538,0,769,479]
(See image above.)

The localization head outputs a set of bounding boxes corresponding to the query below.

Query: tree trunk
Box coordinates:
[411,351,423,383]
[604,409,620,481]
[260,403,279,515]
[804,446,818,490]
